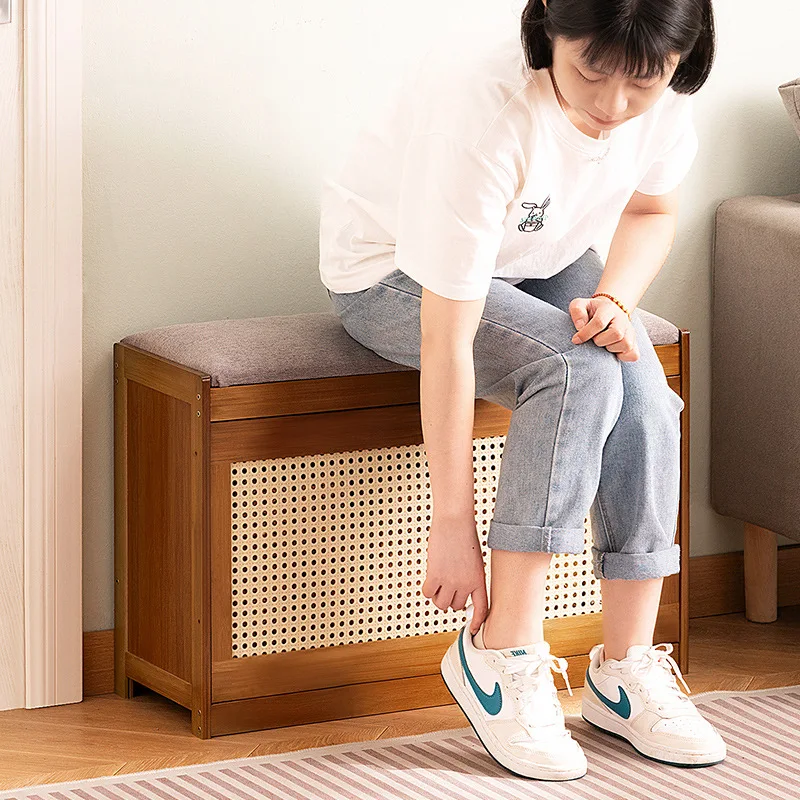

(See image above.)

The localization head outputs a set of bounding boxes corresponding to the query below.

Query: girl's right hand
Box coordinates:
[421,513,489,636]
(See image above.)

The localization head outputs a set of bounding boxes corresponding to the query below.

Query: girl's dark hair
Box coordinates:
[521,0,715,94]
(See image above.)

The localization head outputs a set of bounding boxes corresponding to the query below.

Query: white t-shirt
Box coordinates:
[318,28,699,302]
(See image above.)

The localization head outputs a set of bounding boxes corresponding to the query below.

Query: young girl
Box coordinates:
[319,0,727,782]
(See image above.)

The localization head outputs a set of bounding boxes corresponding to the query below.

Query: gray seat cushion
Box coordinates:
[120,309,680,388]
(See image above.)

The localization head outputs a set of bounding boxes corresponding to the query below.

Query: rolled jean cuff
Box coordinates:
[487,520,586,554]
[592,543,680,580]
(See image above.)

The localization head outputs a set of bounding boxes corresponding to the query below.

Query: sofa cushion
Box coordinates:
[120,309,680,388]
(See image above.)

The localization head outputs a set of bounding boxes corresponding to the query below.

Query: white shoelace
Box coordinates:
[498,653,574,734]
[618,643,693,713]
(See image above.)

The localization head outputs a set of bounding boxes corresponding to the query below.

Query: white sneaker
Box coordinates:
[581,642,727,767]
[440,604,587,781]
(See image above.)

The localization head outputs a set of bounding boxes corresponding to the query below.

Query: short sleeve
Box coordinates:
[394,133,518,301]
[636,96,699,196]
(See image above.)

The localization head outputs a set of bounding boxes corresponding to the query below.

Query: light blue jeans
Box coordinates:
[326,247,684,581]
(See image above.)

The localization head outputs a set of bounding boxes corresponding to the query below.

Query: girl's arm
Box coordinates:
[419,286,490,629]
[592,186,681,311]
[419,286,486,527]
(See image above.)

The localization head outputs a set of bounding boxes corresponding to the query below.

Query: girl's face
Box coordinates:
[549,35,682,134]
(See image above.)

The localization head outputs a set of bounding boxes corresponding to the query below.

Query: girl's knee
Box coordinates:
[566,338,624,391]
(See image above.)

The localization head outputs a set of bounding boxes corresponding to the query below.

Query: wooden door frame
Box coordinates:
[22,0,83,707]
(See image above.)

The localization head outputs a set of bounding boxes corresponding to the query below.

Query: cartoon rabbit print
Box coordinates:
[518,194,550,232]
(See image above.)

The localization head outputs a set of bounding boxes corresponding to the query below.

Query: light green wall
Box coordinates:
[83,0,800,631]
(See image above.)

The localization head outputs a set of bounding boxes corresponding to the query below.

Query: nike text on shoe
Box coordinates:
[440,604,587,781]
[581,642,727,767]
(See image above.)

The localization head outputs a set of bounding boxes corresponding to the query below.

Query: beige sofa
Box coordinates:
[710,76,800,622]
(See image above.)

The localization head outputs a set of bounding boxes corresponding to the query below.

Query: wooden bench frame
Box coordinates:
[114,330,690,739]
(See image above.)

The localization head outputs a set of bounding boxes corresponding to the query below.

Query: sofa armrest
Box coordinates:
[710,193,800,542]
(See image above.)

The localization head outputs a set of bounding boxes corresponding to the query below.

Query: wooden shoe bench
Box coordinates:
[114,310,690,739]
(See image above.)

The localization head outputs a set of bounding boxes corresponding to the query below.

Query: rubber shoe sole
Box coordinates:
[440,641,587,781]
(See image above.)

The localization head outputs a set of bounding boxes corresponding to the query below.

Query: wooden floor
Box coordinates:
[1,606,799,791]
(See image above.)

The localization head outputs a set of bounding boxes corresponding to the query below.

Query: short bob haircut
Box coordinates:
[521,0,716,95]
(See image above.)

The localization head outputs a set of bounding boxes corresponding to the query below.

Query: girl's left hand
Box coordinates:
[568,296,640,362]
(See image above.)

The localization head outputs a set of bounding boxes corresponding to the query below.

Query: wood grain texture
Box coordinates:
[126,380,193,681]
[690,543,800,618]
[211,371,421,422]
[209,399,512,464]
[678,329,690,673]
[113,335,688,737]
[208,344,680,423]
[113,343,131,698]
[210,605,677,704]
[744,523,778,622]
[210,463,234,664]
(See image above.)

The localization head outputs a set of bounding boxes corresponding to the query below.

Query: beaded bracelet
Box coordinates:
[592,291,632,320]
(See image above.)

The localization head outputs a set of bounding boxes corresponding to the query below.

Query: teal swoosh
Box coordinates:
[457,626,503,715]
[585,668,632,719]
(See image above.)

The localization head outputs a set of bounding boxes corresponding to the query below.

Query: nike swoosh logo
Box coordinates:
[585,668,632,719]
[457,626,503,715]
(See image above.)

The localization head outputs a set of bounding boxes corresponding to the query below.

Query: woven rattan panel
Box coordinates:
[230,436,600,658]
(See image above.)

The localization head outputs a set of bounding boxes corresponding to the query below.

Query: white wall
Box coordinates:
[83,0,800,631]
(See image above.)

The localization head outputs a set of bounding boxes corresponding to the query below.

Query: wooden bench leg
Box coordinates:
[744,523,778,623]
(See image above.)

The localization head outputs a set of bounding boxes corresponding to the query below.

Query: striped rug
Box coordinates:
[2,684,798,800]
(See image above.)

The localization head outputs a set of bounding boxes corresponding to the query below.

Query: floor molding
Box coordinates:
[83,545,800,697]
[689,542,800,617]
